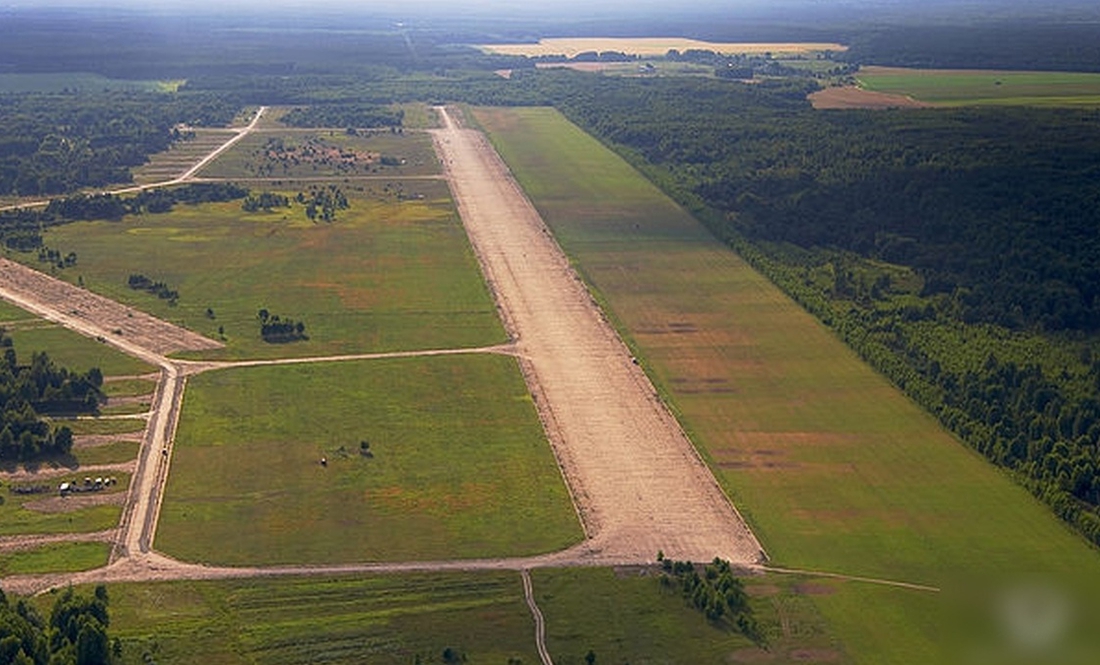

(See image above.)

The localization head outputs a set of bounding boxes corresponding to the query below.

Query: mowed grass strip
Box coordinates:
[53,572,537,665]
[475,107,1100,662]
[0,541,110,576]
[28,181,505,360]
[159,354,582,565]
[857,66,1100,106]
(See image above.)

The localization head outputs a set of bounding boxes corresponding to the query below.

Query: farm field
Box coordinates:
[479,37,845,58]
[158,355,582,565]
[0,72,170,93]
[17,181,504,360]
[856,66,1100,105]
[475,106,1100,662]
[131,128,239,185]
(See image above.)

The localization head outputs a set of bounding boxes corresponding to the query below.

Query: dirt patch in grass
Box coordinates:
[809,86,932,110]
[25,491,125,514]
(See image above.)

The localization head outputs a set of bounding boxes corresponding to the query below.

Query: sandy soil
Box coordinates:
[432,107,764,565]
[0,258,222,359]
[809,86,932,110]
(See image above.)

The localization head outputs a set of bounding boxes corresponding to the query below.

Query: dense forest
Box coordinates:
[280,104,405,129]
[0,93,238,196]
[0,586,113,665]
[548,73,1100,546]
[0,330,102,462]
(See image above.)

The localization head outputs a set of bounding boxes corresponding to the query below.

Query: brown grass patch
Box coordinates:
[25,491,125,514]
[809,86,932,110]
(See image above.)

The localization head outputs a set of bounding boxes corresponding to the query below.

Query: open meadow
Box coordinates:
[18,179,504,361]
[475,106,1100,662]
[157,349,582,564]
[856,66,1100,106]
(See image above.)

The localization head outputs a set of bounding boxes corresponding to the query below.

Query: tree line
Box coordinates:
[0,91,238,197]
[280,104,405,129]
[0,585,114,665]
[0,330,102,462]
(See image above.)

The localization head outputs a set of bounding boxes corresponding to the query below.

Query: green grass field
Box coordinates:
[158,354,582,565]
[0,541,110,576]
[0,73,167,93]
[475,106,1100,662]
[857,66,1100,105]
[23,181,504,360]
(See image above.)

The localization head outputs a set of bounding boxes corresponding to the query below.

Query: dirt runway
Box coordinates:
[432,107,764,565]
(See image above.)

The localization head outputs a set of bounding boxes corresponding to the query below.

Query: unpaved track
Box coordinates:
[0,258,222,359]
[432,107,763,565]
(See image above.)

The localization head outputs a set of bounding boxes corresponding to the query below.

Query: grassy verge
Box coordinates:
[534,567,844,664]
[158,354,582,565]
[475,106,1100,662]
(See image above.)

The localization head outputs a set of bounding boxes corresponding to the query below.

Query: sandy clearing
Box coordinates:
[432,107,763,565]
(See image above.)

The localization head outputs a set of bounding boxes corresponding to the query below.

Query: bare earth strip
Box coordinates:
[809,86,932,110]
[432,107,763,565]
[0,258,222,359]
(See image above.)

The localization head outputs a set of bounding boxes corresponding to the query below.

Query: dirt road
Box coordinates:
[432,107,764,565]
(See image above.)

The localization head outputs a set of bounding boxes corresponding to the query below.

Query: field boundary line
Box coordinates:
[758,565,940,592]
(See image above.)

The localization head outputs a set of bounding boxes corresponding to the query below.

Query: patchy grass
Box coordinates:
[49,572,537,665]
[0,473,128,535]
[199,130,440,179]
[158,354,582,565]
[24,181,504,360]
[476,106,1100,663]
[856,66,1100,106]
[0,541,110,575]
[534,567,845,664]
[102,377,157,399]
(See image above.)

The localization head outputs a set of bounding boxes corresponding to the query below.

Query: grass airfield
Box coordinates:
[475,106,1100,663]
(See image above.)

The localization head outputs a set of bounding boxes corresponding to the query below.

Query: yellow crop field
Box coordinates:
[479,37,846,58]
